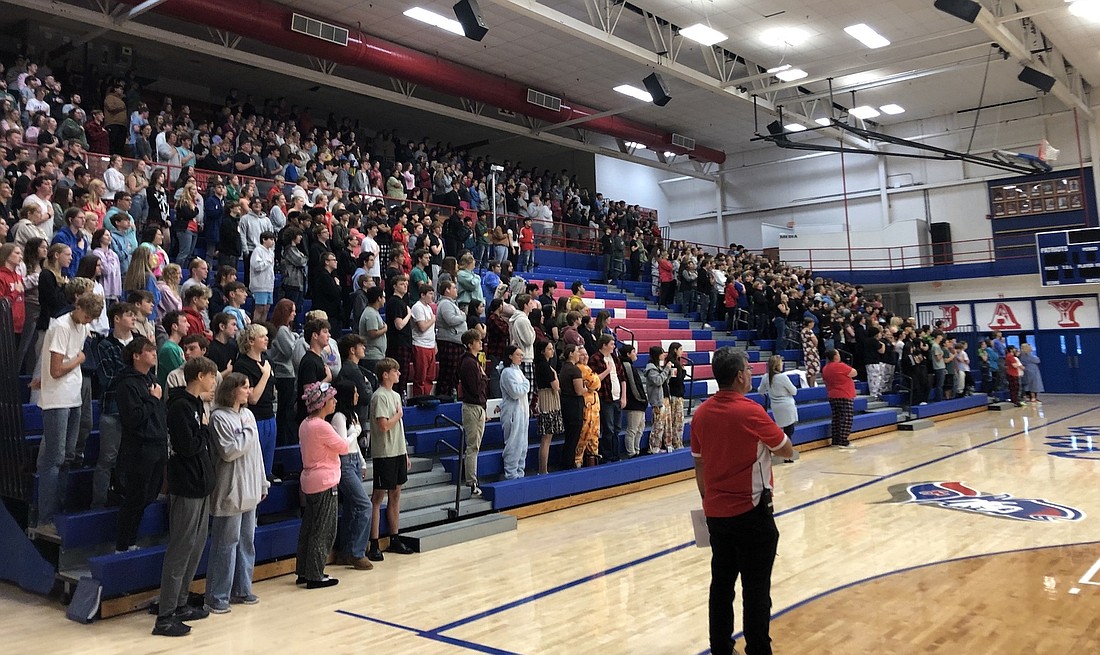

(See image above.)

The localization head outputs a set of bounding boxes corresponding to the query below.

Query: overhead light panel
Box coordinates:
[815,117,832,126]
[1068,0,1100,22]
[679,23,727,46]
[879,104,905,115]
[624,141,644,149]
[784,123,807,132]
[663,151,677,157]
[403,7,465,35]
[774,68,808,82]
[844,23,890,49]
[849,105,881,119]
[614,84,653,102]
[760,27,810,48]
[767,65,791,73]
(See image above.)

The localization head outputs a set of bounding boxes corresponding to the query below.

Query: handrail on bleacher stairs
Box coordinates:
[612,325,635,349]
[679,356,697,416]
[433,413,467,521]
[0,299,28,507]
[895,372,914,414]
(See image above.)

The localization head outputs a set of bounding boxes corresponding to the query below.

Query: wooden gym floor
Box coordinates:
[3,396,1099,654]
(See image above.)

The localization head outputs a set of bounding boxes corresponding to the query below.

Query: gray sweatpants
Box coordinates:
[158,495,211,618]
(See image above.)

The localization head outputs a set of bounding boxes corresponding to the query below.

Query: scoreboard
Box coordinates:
[1036,228,1100,286]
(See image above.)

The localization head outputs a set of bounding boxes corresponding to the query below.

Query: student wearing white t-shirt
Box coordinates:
[34,292,104,530]
[362,223,381,279]
[410,284,437,397]
[954,340,971,396]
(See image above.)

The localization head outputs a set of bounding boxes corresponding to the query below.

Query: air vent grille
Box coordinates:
[527,89,562,112]
[291,13,350,47]
[672,133,695,150]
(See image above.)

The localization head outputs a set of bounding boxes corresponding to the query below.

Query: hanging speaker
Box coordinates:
[453,0,488,42]
[933,0,981,23]
[643,73,671,107]
[1018,66,1056,93]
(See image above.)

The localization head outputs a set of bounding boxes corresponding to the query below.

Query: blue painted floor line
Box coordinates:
[335,609,525,655]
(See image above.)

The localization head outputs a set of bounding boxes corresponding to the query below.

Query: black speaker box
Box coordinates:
[1018,66,1056,93]
[643,72,672,107]
[453,0,488,42]
[933,0,981,23]
[931,222,953,265]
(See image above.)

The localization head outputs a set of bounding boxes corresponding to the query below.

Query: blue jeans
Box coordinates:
[493,245,508,263]
[474,243,488,268]
[520,250,534,272]
[206,509,257,608]
[258,417,276,478]
[174,230,196,266]
[36,406,80,525]
[773,317,787,352]
[932,368,946,402]
[337,452,373,559]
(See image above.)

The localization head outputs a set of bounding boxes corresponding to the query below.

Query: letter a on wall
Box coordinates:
[974,301,1032,331]
[987,303,1022,330]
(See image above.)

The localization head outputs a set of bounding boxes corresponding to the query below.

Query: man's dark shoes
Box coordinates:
[387,535,415,555]
[152,616,191,637]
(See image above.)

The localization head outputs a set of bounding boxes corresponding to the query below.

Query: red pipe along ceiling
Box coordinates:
[140,0,726,164]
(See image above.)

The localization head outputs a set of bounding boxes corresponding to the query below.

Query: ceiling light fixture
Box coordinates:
[766,64,792,74]
[1068,0,1100,22]
[815,117,832,126]
[844,23,891,49]
[624,141,644,149]
[679,23,727,46]
[403,7,465,36]
[774,68,808,82]
[614,84,654,102]
[760,27,810,48]
[784,123,807,132]
[850,105,881,119]
[879,104,905,115]
[663,151,677,157]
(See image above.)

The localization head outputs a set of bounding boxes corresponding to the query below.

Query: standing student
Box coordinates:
[409,283,437,397]
[643,346,674,453]
[207,372,269,611]
[589,334,625,462]
[33,292,102,531]
[619,344,648,459]
[295,381,345,589]
[557,344,585,470]
[233,324,276,481]
[457,330,488,495]
[249,231,275,323]
[1005,345,1024,406]
[222,282,251,331]
[157,311,188,388]
[383,275,413,399]
[758,355,799,462]
[296,318,333,422]
[534,340,563,474]
[691,347,794,655]
[92,302,137,508]
[435,280,466,398]
[367,358,414,561]
[115,337,167,552]
[330,380,374,571]
[822,349,858,450]
[499,345,531,479]
[153,356,218,637]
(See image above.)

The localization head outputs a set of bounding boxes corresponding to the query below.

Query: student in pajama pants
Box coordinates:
[499,345,531,479]
[576,351,601,466]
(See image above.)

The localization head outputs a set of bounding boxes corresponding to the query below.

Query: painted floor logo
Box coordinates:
[1045,426,1100,460]
[885,481,1085,522]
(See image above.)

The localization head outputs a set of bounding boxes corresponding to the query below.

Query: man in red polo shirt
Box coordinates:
[691,347,794,655]
[822,349,858,449]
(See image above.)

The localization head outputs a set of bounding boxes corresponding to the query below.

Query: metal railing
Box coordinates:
[613,325,635,349]
[433,414,467,521]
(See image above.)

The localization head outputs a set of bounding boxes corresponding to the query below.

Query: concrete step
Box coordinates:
[866,400,890,411]
[402,514,517,553]
[898,418,935,431]
[394,483,473,512]
[396,497,495,530]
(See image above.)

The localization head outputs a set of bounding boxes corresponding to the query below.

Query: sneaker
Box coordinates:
[350,557,374,570]
[296,575,330,585]
[230,594,260,605]
[33,522,58,539]
[203,603,231,615]
[174,605,209,621]
[469,483,483,497]
[367,545,385,562]
[305,578,339,589]
[836,443,857,451]
[387,536,415,555]
[152,617,191,637]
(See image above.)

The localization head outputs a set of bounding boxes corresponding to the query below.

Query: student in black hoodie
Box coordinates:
[153,355,219,637]
[115,337,167,553]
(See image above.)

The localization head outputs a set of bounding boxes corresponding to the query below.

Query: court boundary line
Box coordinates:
[335,609,525,655]
[341,402,1100,654]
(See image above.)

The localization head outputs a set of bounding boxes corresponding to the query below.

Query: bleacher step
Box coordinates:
[402,514,517,553]
[395,497,495,530]
[898,419,935,431]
